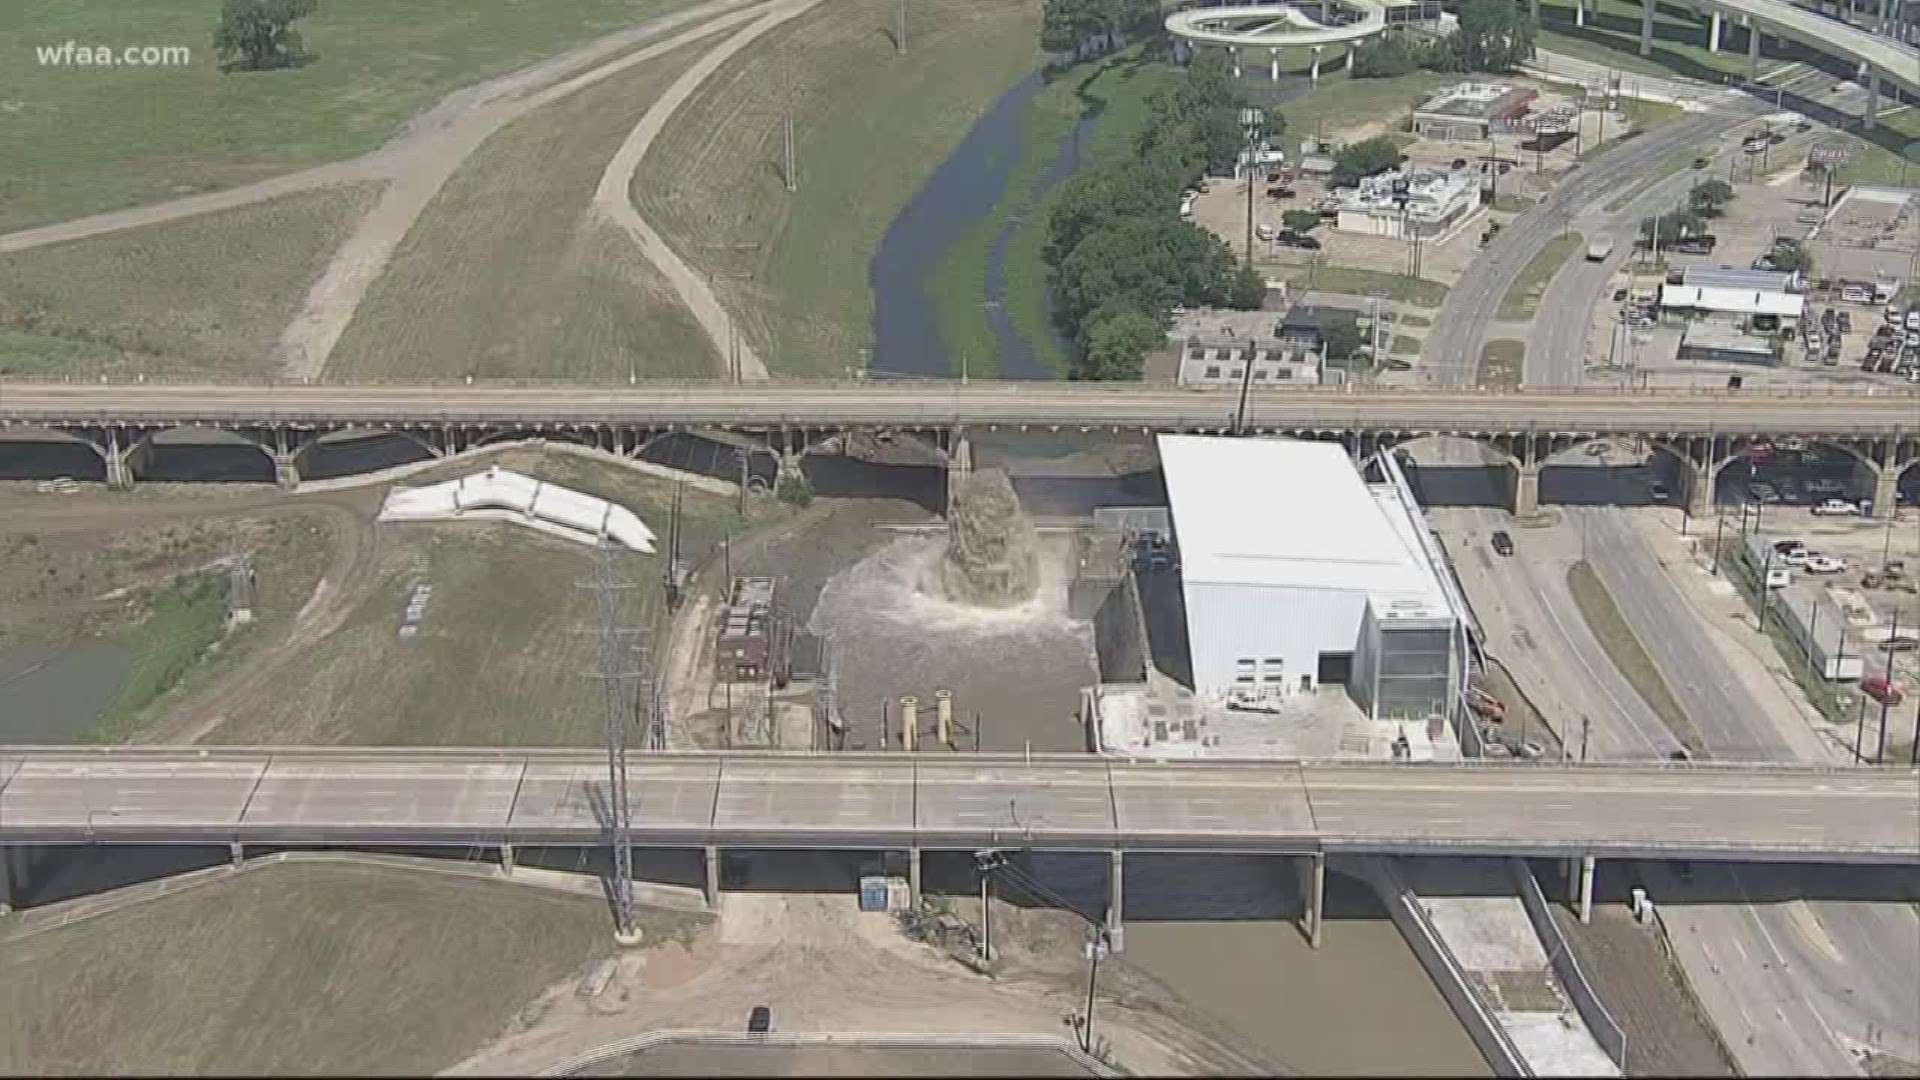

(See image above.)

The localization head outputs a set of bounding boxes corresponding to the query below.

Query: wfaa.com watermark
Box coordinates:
[36,41,193,67]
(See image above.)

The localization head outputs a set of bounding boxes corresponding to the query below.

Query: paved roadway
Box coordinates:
[0,749,1913,861]
[1,383,1917,437]
[1419,102,1762,387]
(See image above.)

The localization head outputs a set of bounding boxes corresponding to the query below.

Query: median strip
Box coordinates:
[1566,560,1706,756]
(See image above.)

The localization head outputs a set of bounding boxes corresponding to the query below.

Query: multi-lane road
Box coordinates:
[1,382,1917,437]
[0,749,1914,862]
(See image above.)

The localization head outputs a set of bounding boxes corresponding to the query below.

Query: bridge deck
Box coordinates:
[2,750,1912,862]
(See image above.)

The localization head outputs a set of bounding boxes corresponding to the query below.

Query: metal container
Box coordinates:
[858,875,888,912]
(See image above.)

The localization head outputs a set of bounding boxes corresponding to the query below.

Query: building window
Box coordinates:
[1229,369,1244,380]
[1204,365,1221,379]
[1235,658,1257,683]
[1253,369,1268,380]
[1261,657,1285,683]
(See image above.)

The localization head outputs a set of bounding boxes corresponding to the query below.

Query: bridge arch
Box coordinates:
[0,425,108,482]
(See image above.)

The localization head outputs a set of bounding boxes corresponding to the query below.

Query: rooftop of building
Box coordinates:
[1333,166,1478,214]
[1681,264,1798,292]
[1661,283,1805,318]
[1156,434,1452,615]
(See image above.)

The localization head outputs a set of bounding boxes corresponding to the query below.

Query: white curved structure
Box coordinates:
[1167,1,1391,50]
[379,466,657,553]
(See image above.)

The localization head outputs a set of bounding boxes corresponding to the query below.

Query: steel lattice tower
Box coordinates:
[587,540,648,941]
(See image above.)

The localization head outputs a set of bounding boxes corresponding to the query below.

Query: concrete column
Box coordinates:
[1709,10,1722,51]
[104,430,134,490]
[1302,852,1326,948]
[1688,456,1715,519]
[1575,0,1586,27]
[1871,465,1900,520]
[908,847,923,912]
[1106,850,1125,952]
[1748,20,1761,79]
[1531,0,1541,21]
[1345,46,1355,72]
[1641,0,1656,55]
[1864,72,1878,131]
[704,844,721,908]
[1271,46,1280,82]
[272,453,301,489]
[1577,855,1596,923]
[499,842,515,876]
[1512,462,1541,518]
[229,841,245,868]
[1231,45,1242,79]
[0,845,14,915]
[1310,45,1322,84]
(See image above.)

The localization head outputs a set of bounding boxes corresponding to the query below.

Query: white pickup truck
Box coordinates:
[1585,238,1615,261]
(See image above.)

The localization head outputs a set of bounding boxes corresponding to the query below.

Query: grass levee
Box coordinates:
[633,0,1043,376]
[1567,560,1706,754]
[1498,232,1584,320]
[0,860,700,1075]
[328,38,712,381]
[0,0,696,230]
[0,186,373,379]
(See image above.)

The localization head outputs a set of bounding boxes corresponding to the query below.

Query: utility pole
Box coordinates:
[896,0,908,53]
[1580,715,1592,762]
[1081,927,1110,1054]
[782,45,798,193]
[583,540,650,944]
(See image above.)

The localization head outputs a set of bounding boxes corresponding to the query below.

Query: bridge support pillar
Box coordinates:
[1575,0,1585,27]
[908,847,923,912]
[1310,45,1323,84]
[945,429,972,514]
[1106,850,1125,953]
[1687,457,1715,520]
[1708,10,1722,52]
[272,453,301,490]
[1640,0,1655,56]
[1577,855,1595,923]
[1747,20,1760,79]
[1863,72,1878,131]
[104,430,135,491]
[1270,47,1280,82]
[1302,852,1326,948]
[229,841,245,869]
[1230,46,1241,79]
[0,845,14,915]
[499,842,515,876]
[1512,461,1541,519]
[1530,0,1540,22]
[1345,46,1354,72]
[1871,462,1899,520]
[704,844,722,908]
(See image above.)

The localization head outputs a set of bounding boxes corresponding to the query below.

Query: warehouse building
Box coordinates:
[1156,434,1470,726]
[1411,82,1538,141]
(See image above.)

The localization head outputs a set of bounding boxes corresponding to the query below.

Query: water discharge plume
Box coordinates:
[924,467,1039,608]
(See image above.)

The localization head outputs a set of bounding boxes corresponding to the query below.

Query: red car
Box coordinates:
[1861,674,1906,706]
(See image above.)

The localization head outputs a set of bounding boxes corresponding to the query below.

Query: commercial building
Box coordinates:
[1677,325,1779,366]
[1175,336,1323,386]
[1681,265,1800,293]
[1331,166,1481,240]
[1156,434,1469,727]
[1411,82,1538,142]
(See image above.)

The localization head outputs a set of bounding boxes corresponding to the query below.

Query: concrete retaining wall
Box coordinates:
[1357,857,1533,1078]
[1510,859,1631,1072]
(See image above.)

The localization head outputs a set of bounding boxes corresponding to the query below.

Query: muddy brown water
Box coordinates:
[0,644,134,741]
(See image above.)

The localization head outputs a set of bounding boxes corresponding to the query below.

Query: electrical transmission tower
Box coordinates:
[583,540,652,944]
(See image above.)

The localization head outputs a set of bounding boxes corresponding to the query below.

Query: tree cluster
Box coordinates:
[1347,0,1536,79]
[1332,135,1404,187]
[1041,0,1156,57]
[215,0,316,71]
[1640,180,1735,243]
[1045,51,1268,381]
[1687,178,1735,217]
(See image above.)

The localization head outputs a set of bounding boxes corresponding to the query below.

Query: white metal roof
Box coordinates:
[1659,284,1804,318]
[1157,435,1445,606]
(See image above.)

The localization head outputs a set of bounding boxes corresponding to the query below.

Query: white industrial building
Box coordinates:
[1157,435,1470,726]
[1331,166,1481,240]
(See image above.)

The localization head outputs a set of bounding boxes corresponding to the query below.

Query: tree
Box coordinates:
[1448,0,1535,73]
[1320,312,1365,364]
[1227,263,1268,310]
[1281,209,1321,234]
[1079,308,1164,381]
[1332,135,1402,186]
[1688,178,1735,217]
[1640,208,1706,243]
[1350,33,1438,78]
[1040,0,1153,57]
[1769,240,1813,274]
[215,0,316,71]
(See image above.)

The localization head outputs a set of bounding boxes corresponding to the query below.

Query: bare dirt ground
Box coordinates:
[446,876,1274,1078]
[578,1042,1095,1076]
[1549,904,1738,1076]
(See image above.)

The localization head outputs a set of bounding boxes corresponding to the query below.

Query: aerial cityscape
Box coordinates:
[2,0,1918,1075]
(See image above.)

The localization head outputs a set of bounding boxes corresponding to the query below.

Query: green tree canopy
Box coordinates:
[215,0,316,71]
[1332,135,1403,186]
[1281,209,1321,234]
[1040,0,1155,55]
[1079,308,1165,381]
[1688,178,1735,216]
[1449,0,1536,73]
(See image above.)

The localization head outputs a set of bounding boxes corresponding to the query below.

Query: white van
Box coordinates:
[1765,565,1792,589]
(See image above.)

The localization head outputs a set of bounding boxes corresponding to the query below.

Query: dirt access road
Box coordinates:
[0,487,386,743]
[0,0,770,383]
[446,884,1276,1077]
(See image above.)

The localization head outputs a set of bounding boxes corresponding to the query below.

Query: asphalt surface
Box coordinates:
[3,382,1918,435]
[1420,102,1760,387]
[0,750,1913,860]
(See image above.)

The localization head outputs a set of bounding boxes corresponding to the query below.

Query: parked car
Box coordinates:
[1691,156,1709,169]
[1748,482,1780,503]
[1766,565,1792,588]
[1780,548,1814,567]
[1255,223,1277,241]
[1812,498,1859,516]
[1277,231,1322,250]
[1861,674,1905,706]
[1772,538,1807,554]
[1648,481,1670,503]
[1804,554,1847,574]
[1490,530,1515,557]
[748,1006,772,1034]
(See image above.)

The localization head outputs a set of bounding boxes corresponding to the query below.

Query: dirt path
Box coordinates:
[273,0,771,382]
[593,0,831,384]
[0,488,390,743]
[444,890,1267,1077]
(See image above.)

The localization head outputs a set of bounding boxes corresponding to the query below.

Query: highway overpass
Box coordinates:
[2,748,1912,862]
[4,382,1914,516]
